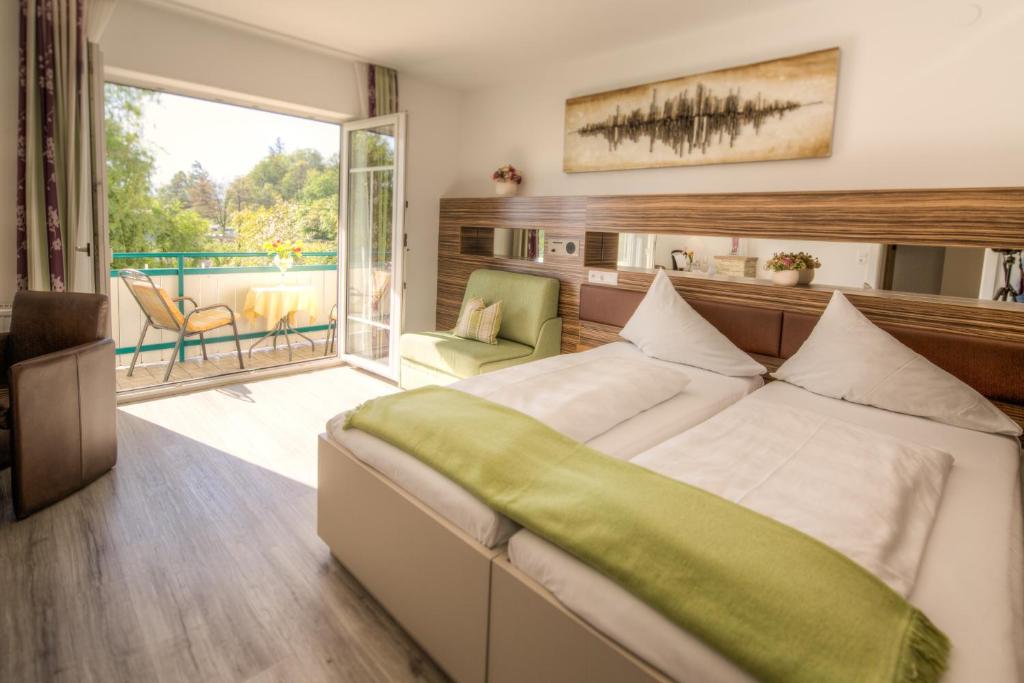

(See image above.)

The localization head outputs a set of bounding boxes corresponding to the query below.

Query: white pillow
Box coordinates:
[773,291,1022,437]
[619,270,767,377]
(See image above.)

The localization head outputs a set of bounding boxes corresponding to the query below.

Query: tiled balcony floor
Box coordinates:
[115,330,334,392]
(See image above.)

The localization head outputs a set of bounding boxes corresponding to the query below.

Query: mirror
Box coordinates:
[598,232,1023,303]
[461,226,545,263]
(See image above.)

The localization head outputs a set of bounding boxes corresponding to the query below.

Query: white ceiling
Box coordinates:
[146,0,802,90]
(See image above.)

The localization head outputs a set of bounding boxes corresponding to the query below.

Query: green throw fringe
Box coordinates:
[342,407,362,430]
[897,610,950,683]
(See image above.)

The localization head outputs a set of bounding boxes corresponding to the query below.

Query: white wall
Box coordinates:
[101,1,361,120]
[452,0,1024,197]
[0,1,19,304]
[400,76,463,330]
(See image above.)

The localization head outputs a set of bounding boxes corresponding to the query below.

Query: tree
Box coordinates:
[106,85,341,261]
[223,145,339,244]
[158,170,191,208]
[105,84,212,257]
[157,161,225,226]
[105,84,158,254]
[230,203,305,251]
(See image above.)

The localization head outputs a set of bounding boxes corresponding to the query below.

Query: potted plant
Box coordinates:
[264,239,303,280]
[795,252,822,284]
[492,164,523,196]
[763,252,805,286]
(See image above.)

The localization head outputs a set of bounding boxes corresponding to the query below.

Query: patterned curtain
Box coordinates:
[17,0,100,292]
[368,64,399,117]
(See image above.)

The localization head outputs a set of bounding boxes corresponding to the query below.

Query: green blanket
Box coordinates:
[344,386,949,683]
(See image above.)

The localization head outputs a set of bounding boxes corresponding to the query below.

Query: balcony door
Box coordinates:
[340,113,406,379]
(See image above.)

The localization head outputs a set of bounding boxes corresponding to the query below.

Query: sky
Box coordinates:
[138,89,342,188]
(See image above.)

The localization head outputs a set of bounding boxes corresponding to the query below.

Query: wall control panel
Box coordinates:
[547,239,579,257]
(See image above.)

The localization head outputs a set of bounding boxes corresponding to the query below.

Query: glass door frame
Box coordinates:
[338,112,407,380]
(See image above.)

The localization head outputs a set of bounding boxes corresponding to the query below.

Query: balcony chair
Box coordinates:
[0,291,117,519]
[118,269,244,383]
[334,269,393,359]
[399,269,562,390]
[324,304,338,356]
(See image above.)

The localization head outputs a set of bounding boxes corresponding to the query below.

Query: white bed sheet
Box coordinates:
[508,380,1024,683]
[325,342,763,548]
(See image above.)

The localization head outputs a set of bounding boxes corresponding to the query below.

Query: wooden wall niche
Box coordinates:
[583,231,619,268]
[436,188,1024,360]
[460,227,495,257]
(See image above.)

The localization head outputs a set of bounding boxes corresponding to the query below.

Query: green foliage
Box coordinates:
[105,84,214,259]
[105,84,157,254]
[223,144,339,244]
[106,84,341,265]
[158,162,226,226]
[231,203,305,251]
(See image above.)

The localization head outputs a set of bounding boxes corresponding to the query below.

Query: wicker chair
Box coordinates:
[118,269,244,382]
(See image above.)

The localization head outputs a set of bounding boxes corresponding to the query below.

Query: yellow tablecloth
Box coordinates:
[243,285,319,329]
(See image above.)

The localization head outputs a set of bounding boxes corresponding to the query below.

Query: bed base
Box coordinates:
[318,433,686,682]
[317,434,499,683]
[487,554,671,683]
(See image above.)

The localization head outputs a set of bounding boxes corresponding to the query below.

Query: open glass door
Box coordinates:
[340,113,406,379]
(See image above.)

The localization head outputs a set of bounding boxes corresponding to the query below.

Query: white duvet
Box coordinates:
[632,399,954,597]
[452,349,692,442]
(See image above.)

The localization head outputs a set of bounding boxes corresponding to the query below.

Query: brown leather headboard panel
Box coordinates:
[781,311,1024,404]
[779,312,818,359]
[579,283,783,358]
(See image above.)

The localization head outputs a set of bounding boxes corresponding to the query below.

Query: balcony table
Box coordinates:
[243,284,319,361]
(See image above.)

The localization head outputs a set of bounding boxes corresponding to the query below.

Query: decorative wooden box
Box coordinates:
[714,255,758,278]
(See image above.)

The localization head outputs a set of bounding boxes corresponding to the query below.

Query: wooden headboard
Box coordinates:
[436,187,1024,429]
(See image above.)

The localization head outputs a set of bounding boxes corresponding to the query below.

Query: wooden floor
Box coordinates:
[115,331,333,392]
[0,367,451,683]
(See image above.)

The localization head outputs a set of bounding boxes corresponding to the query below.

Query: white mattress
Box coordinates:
[508,380,1024,683]
[326,342,763,548]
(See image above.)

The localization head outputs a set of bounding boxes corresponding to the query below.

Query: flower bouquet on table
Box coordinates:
[264,239,304,278]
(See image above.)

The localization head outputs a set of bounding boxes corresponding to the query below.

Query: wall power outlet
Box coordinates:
[588,270,619,286]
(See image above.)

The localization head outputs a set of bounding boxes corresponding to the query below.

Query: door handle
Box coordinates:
[75,243,92,257]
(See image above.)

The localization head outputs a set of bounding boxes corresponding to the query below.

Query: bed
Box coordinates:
[323,276,1024,683]
[325,341,761,547]
[318,341,763,683]
[494,380,1024,683]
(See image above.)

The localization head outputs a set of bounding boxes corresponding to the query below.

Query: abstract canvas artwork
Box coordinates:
[563,48,840,173]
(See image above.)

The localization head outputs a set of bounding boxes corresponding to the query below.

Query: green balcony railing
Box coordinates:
[111,251,338,362]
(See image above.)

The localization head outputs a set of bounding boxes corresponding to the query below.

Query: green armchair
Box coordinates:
[400,269,562,389]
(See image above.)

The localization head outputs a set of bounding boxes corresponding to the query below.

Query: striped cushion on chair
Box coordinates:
[455,299,503,345]
[454,297,484,338]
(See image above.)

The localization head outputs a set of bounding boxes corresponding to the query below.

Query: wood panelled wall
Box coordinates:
[436,188,1024,359]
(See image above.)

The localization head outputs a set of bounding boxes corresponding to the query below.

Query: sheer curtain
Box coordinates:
[17,0,112,293]
[618,233,655,269]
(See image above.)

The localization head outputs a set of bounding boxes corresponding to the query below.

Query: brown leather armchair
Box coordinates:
[0,291,117,519]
